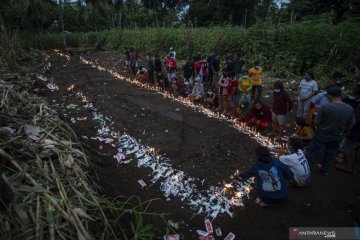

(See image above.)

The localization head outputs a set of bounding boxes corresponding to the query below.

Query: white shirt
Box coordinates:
[279,150,310,186]
[299,79,318,99]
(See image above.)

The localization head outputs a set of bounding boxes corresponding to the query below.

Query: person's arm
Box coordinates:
[246,107,255,122]
[304,82,318,100]
[276,161,294,180]
[247,78,253,91]
[285,92,293,113]
[239,164,257,179]
[264,106,272,122]
[314,105,324,126]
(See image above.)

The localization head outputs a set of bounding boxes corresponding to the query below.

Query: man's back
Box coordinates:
[316,101,354,137]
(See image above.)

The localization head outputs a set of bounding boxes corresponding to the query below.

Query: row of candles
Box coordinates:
[52,50,288,210]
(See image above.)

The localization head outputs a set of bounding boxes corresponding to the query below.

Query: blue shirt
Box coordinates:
[240,159,294,200]
[311,91,329,109]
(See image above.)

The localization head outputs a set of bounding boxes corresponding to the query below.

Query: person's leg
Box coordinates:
[320,140,341,175]
[251,86,257,101]
[215,96,222,111]
[297,99,304,118]
[277,115,286,138]
[306,132,325,170]
[257,85,262,99]
[270,112,278,135]
[223,96,229,114]
[260,120,270,129]
[303,100,311,119]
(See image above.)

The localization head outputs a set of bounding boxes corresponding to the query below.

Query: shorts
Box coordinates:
[125,60,130,66]
[272,112,286,125]
[167,72,176,81]
[230,95,239,108]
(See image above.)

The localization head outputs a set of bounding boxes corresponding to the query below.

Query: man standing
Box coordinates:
[306,86,354,175]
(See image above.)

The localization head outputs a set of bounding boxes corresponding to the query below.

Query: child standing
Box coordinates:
[239,146,293,207]
[270,80,293,139]
[164,53,177,84]
[183,58,194,85]
[238,69,253,109]
[124,48,130,69]
[228,72,239,117]
[249,62,263,101]
[215,69,230,114]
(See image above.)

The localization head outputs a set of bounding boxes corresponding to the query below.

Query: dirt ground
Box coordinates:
[34,50,360,240]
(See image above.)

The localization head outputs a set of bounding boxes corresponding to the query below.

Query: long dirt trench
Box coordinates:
[34,51,360,240]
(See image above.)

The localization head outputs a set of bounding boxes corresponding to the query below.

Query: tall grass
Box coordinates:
[18,21,360,83]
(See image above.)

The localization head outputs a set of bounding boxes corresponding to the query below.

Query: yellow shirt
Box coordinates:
[249,67,262,86]
[299,126,314,139]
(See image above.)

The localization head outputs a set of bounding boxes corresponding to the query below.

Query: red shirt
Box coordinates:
[193,61,200,77]
[199,60,208,75]
[164,58,177,72]
[229,79,238,96]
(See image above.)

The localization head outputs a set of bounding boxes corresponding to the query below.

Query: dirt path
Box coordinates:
[35,50,360,240]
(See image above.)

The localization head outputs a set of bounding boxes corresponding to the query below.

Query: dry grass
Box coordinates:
[0,52,167,240]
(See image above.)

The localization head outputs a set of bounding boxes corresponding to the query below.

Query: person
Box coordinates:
[134,66,148,82]
[154,54,162,85]
[199,56,209,84]
[193,56,201,80]
[204,88,218,108]
[249,62,263,101]
[207,52,216,84]
[215,69,230,114]
[164,53,177,84]
[270,80,293,139]
[188,77,205,102]
[239,146,294,207]
[228,72,239,117]
[336,103,360,173]
[156,73,166,91]
[291,118,315,148]
[307,88,330,125]
[306,86,354,176]
[246,100,271,130]
[147,53,155,84]
[330,70,344,88]
[233,53,245,79]
[226,54,235,74]
[169,47,176,59]
[342,84,360,110]
[278,138,310,187]
[129,48,138,77]
[297,71,318,119]
[213,53,221,82]
[238,69,252,110]
[124,48,130,69]
[183,58,194,85]
[169,77,188,96]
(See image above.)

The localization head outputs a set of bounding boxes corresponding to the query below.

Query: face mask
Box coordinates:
[274,89,280,93]
[304,75,310,81]
[255,66,260,69]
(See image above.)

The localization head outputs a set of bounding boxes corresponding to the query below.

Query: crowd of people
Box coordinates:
[123,47,360,207]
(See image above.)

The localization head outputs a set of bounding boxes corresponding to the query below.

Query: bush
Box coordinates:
[19,21,360,82]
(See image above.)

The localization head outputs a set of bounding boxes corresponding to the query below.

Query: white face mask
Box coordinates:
[274,89,281,93]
